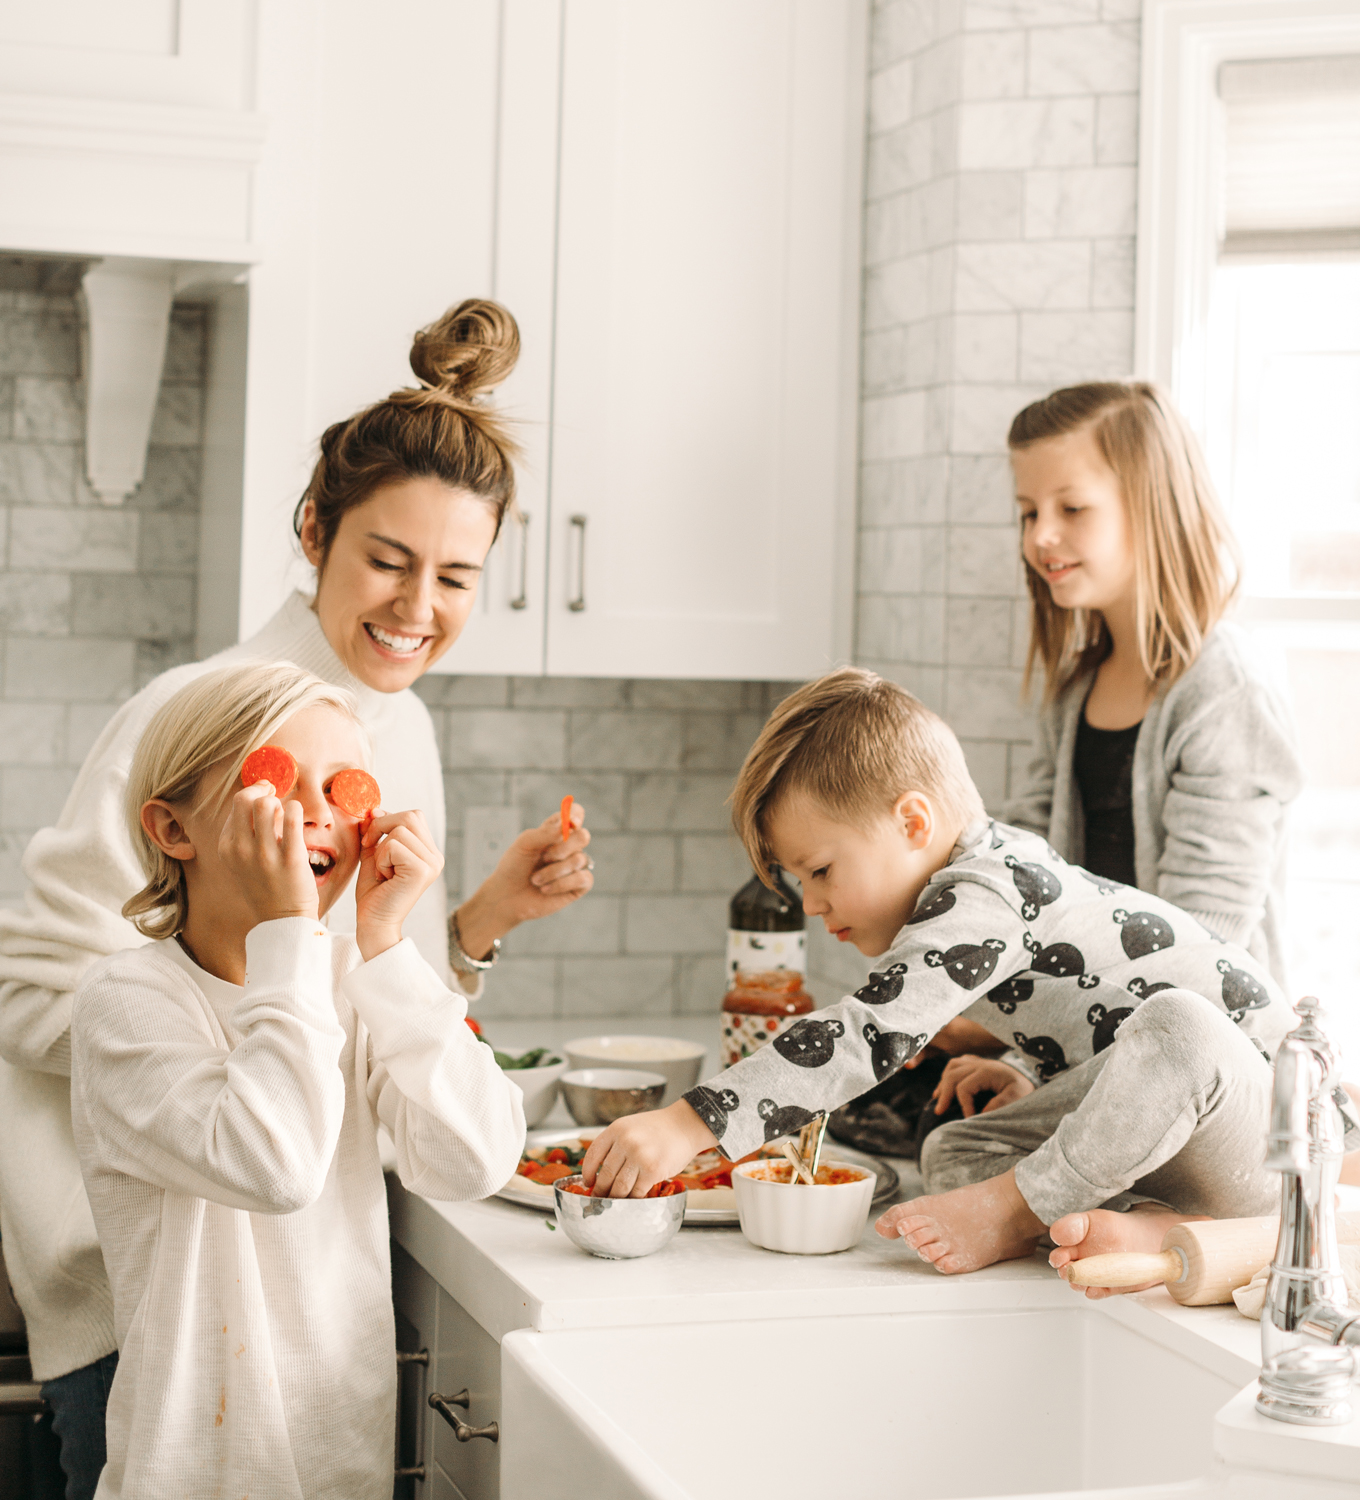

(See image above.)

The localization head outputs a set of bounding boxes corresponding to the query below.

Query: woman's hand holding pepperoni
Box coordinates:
[452,804,593,964]
[218,782,320,927]
[354,807,445,962]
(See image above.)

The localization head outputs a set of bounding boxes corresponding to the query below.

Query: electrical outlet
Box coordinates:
[462,805,523,898]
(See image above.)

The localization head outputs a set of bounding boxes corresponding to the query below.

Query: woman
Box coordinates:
[0,299,589,1499]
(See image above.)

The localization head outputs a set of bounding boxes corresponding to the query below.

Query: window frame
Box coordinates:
[1137,0,1360,625]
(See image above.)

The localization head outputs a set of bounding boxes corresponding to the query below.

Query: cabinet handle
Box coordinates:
[510,511,530,611]
[568,514,587,612]
[395,1348,429,1482]
[429,1390,500,1444]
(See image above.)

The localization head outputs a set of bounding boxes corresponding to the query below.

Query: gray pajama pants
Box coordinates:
[921,989,1282,1225]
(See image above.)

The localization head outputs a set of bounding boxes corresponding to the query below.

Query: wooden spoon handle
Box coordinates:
[1064,1249,1183,1289]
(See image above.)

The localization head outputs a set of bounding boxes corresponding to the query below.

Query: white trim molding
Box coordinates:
[1135,0,1360,433]
[0,92,265,263]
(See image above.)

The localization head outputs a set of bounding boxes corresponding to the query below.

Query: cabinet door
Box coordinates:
[433,1288,501,1500]
[432,0,561,677]
[544,0,864,680]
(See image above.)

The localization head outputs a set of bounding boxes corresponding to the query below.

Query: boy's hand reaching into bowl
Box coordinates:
[582,1100,717,1198]
[219,783,320,926]
[355,808,445,962]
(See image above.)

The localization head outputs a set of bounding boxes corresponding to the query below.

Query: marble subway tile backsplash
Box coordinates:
[0,265,204,897]
[416,674,793,1020]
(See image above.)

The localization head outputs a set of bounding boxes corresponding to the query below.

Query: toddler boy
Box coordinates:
[583,668,1324,1281]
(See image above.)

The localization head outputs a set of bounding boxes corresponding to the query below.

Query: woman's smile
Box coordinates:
[363,621,433,659]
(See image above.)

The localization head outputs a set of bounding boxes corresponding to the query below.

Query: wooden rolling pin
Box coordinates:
[1063,1210,1360,1304]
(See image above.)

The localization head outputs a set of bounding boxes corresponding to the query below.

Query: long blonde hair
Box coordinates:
[122,662,363,940]
[1009,382,1241,700]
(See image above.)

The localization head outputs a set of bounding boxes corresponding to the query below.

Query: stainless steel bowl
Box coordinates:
[552,1175,687,1259]
[560,1068,666,1127]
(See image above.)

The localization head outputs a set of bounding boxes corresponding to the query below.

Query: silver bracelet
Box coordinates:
[449,910,500,971]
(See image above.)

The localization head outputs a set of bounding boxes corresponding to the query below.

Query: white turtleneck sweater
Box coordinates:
[71,921,524,1500]
[0,592,471,1381]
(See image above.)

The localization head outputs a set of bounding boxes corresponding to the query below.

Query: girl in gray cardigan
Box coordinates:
[1003,383,1300,986]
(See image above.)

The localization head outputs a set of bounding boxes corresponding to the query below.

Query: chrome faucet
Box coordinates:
[1257,997,1358,1427]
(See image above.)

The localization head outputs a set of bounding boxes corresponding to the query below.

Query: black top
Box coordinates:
[1073,711,1141,888]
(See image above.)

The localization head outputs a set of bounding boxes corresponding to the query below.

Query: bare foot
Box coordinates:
[1048,1203,1210,1299]
[875,1167,1045,1275]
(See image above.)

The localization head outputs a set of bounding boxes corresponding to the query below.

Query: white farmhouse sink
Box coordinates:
[502,1300,1253,1500]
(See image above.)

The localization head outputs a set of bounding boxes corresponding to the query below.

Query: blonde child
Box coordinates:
[1004,381,1299,982]
[581,670,1338,1285]
[69,662,525,1499]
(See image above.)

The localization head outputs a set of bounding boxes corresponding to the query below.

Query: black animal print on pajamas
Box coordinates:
[773,1018,844,1069]
[863,1022,928,1081]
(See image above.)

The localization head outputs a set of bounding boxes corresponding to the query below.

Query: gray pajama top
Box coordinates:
[683,819,1291,1161]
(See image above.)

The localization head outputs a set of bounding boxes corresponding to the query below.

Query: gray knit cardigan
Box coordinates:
[1003,625,1301,985]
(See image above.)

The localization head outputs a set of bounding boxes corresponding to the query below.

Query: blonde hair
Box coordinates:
[730,668,985,883]
[122,662,363,940]
[294,298,522,561]
[1009,382,1241,701]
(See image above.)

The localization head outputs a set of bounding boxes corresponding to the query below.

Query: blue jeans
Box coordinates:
[40,1351,118,1500]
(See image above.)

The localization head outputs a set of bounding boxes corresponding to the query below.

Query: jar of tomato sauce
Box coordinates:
[721,969,814,1066]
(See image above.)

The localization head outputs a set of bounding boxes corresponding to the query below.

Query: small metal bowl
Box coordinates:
[560,1068,666,1127]
[552,1175,687,1259]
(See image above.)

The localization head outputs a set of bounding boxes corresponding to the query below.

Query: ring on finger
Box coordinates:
[585,857,595,871]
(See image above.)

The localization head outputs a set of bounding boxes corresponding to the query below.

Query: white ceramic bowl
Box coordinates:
[560,1068,667,1126]
[731,1158,875,1255]
[497,1048,568,1128]
[564,1035,706,1106]
[552,1175,686,1259]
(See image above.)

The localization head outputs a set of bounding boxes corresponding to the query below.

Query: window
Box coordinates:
[1140,0,1360,1058]
[1205,260,1360,1056]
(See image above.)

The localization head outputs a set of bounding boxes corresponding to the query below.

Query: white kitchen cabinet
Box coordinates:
[227,0,867,680]
[538,0,865,680]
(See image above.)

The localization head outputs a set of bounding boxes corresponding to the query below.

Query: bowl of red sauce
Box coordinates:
[552,1174,687,1260]
[731,1157,875,1255]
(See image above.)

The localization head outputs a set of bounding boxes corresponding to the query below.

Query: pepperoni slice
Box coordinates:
[330,768,381,817]
[241,746,297,797]
[560,794,574,842]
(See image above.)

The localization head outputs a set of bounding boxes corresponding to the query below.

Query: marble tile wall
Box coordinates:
[415,675,797,1020]
[858,0,1139,793]
[0,257,204,903]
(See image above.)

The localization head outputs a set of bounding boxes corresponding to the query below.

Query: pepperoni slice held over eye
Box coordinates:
[241,746,297,797]
[330,768,381,817]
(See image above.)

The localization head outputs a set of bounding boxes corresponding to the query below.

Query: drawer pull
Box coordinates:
[395,1347,430,1480]
[429,1389,500,1444]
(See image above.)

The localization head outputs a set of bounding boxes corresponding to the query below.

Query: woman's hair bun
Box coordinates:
[409,298,519,400]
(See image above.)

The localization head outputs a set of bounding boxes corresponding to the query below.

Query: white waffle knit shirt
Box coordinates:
[0,590,478,1383]
[70,919,525,1500]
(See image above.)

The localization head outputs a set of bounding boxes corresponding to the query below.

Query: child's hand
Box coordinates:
[218,783,320,926]
[581,1100,717,1198]
[354,808,444,962]
[451,804,594,963]
[901,1016,1006,1068]
[932,1055,1034,1117]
